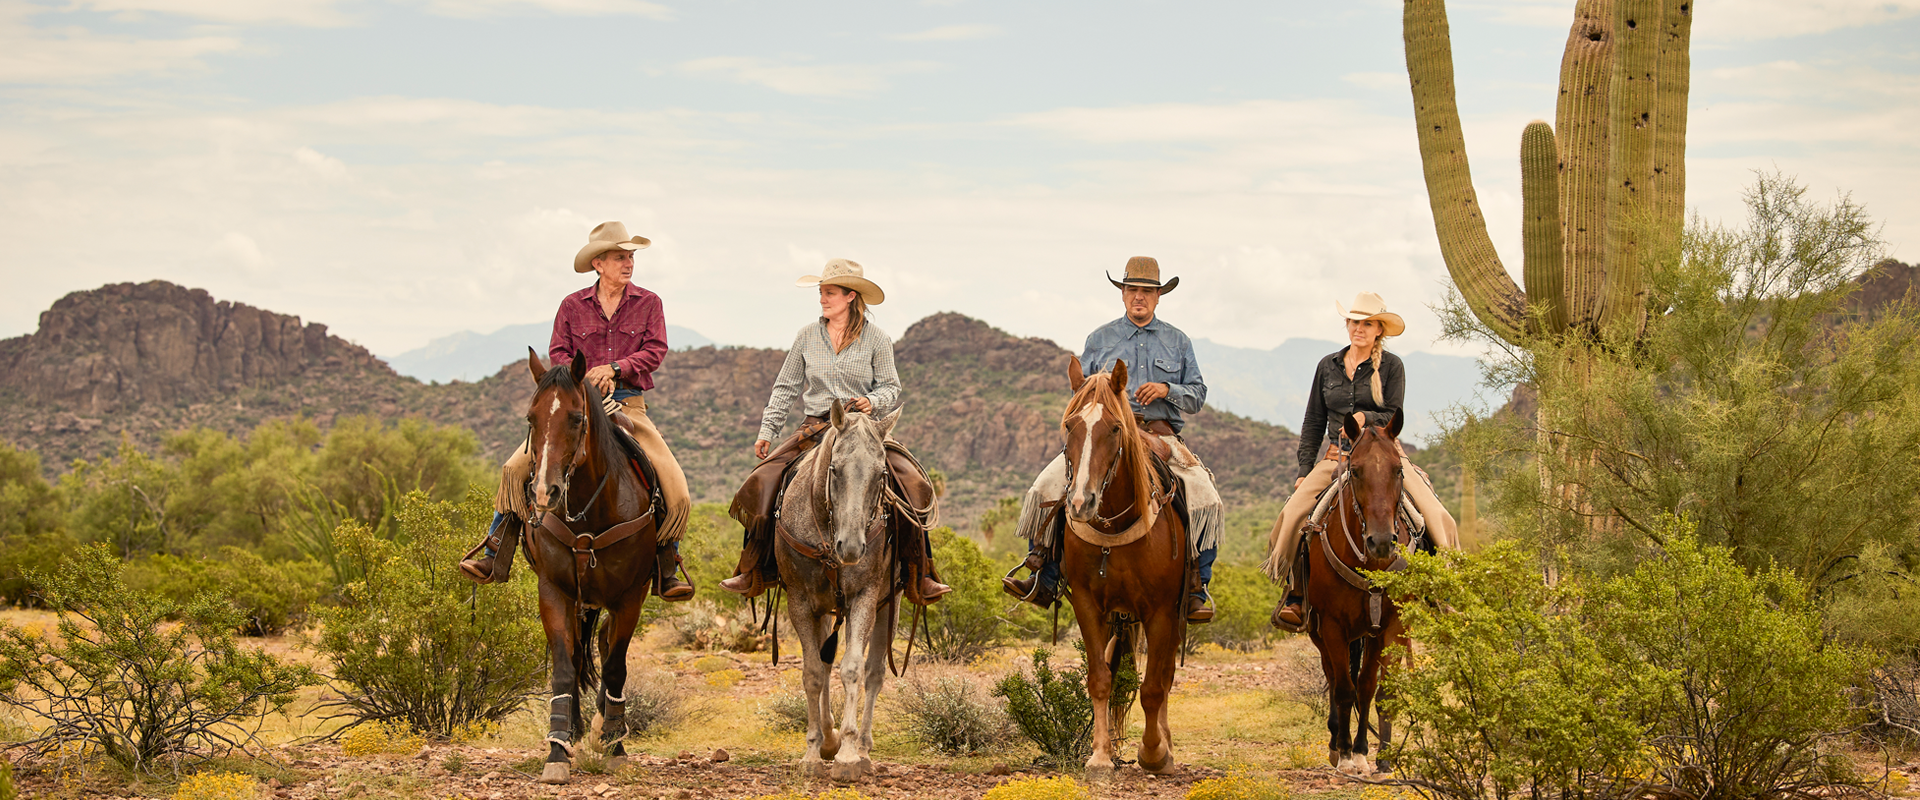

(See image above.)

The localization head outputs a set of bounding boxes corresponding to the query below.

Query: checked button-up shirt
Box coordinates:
[1080,316,1208,433]
[547,281,669,392]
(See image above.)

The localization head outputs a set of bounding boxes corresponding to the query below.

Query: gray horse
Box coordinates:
[775,400,902,782]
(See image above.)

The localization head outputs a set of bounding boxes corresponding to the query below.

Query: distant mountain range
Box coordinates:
[381,322,713,384]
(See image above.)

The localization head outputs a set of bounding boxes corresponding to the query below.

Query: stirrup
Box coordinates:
[1271,598,1307,633]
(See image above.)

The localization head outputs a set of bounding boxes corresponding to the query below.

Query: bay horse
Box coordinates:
[1058,356,1187,776]
[521,349,667,784]
[1302,412,1413,776]
[775,400,907,782]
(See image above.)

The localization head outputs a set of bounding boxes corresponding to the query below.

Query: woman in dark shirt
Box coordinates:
[1266,292,1457,629]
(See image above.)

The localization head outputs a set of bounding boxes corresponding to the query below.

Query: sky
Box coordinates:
[1,0,1915,359]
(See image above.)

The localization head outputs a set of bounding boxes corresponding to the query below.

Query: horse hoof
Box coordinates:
[830,760,865,783]
[539,762,570,784]
[1084,761,1115,781]
[1139,754,1175,775]
[1328,750,1340,768]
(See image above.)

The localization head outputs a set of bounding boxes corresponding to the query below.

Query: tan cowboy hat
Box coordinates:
[795,258,885,305]
[1335,291,1406,337]
[573,221,652,273]
[1107,256,1178,294]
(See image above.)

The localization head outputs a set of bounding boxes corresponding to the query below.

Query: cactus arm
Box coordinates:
[1651,0,1692,280]
[1555,0,1617,334]
[1403,0,1529,346]
[1603,0,1661,336]
[1521,121,1567,334]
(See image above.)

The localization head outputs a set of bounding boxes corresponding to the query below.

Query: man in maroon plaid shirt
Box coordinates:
[459,221,695,601]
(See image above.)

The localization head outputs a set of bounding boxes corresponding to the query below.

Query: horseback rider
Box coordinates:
[1001,256,1226,623]
[458,221,695,601]
[1266,292,1457,630]
[717,259,951,605]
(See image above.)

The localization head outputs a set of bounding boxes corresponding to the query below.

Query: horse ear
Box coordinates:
[1343,411,1364,443]
[569,353,588,386]
[1110,358,1128,389]
[830,398,846,430]
[1068,355,1086,393]
[878,405,903,439]
[526,347,546,382]
[1387,408,1405,440]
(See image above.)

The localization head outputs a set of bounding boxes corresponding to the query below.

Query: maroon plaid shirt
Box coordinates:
[549,281,668,391]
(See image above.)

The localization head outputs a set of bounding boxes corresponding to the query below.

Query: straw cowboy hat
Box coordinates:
[573,221,652,273]
[1107,256,1179,294]
[1335,291,1406,337]
[795,258,886,305]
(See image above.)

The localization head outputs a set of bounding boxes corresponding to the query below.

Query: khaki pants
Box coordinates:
[495,395,692,543]
[1014,433,1224,558]
[1263,455,1458,582]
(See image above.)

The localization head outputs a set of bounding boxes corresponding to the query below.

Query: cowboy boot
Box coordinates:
[1001,551,1060,607]
[718,525,774,597]
[1187,585,1215,623]
[459,512,522,585]
[904,525,951,605]
[655,540,695,602]
[1272,548,1309,630]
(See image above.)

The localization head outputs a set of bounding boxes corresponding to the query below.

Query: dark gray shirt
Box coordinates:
[1296,346,1404,478]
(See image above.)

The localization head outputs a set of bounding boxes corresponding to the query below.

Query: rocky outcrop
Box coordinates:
[0,281,384,415]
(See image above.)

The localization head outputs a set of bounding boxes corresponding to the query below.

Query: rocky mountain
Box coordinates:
[381,322,714,384]
[0,282,1301,530]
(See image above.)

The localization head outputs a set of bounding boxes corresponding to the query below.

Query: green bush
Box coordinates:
[993,648,1093,767]
[623,670,712,739]
[913,527,1030,663]
[125,549,327,636]
[0,759,13,800]
[0,544,320,773]
[316,489,548,737]
[759,692,810,733]
[0,441,72,607]
[889,672,1012,755]
[1194,563,1284,652]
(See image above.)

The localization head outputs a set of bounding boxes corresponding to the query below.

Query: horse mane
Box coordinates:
[1062,371,1157,512]
[536,361,625,476]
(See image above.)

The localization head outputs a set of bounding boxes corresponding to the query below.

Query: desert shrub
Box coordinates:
[1379,543,1658,800]
[125,548,327,635]
[670,600,768,652]
[913,527,1032,663]
[623,671,711,738]
[706,668,745,688]
[0,760,12,800]
[339,720,424,756]
[0,544,320,773]
[0,441,72,607]
[993,648,1094,767]
[982,775,1090,800]
[1194,563,1285,651]
[1186,769,1291,800]
[759,692,810,733]
[890,672,1013,755]
[1590,532,1875,800]
[172,770,259,800]
[674,503,752,612]
[316,490,547,737]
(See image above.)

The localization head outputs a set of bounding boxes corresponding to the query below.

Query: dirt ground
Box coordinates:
[5,608,1918,800]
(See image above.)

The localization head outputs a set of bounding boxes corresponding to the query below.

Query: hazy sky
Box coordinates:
[2,0,1915,358]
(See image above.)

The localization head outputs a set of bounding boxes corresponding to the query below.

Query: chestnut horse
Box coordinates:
[1302,412,1413,776]
[1058,356,1188,776]
[521,350,666,784]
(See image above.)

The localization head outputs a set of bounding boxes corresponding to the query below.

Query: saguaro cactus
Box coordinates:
[1404,0,1693,345]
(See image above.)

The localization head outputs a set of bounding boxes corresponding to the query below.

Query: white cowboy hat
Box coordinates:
[1334,292,1406,337]
[795,258,885,305]
[573,221,652,274]
[1106,256,1178,294]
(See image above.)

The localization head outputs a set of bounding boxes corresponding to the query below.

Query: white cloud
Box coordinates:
[0,5,241,82]
[1342,71,1406,91]
[418,0,673,20]
[212,232,268,270]
[890,23,1001,41]
[62,0,352,26]
[676,57,932,98]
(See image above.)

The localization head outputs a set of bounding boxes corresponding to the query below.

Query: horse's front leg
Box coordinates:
[1368,625,1411,775]
[1070,598,1116,776]
[791,592,839,770]
[1350,635,1384,776]
[857,589,896,761]
[597,596,647,771]
[831,588,879,782]
[536,581,579,785]
[1313,624,1356,771]
[1136,607,1180,774]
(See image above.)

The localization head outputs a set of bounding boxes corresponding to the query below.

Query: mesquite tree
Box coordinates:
[1405,0,1692,343]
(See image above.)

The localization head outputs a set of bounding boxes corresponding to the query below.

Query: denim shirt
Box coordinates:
[1080,316,1207,432]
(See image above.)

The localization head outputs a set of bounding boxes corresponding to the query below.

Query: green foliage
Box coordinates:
[160,421,321,558]
[0,441,72,607]
[61,437,176,558]
[0,760,13,800]
[673,503,750,614]
[0,544,320,773]
[980,776,1090,800]
[914,527,1032,662]
[889,672,1012,755]
[315,490,547,737]
[1381,527,1875,800]
[622,670,710,739]
[758,692,810,733]
[1193,564,1284,652]
[124,548,327,636]
[992,648,1092,767]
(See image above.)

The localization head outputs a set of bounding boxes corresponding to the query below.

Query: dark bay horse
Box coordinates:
[1303,412,1413,776]
[520,350,666,784]
[776,400,905,782]
[1058,356,1188,776]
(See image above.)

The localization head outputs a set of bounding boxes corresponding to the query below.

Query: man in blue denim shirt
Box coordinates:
[1002,257,1225,622]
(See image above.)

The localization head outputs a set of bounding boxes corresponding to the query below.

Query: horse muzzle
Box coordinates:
[833,539,867,567]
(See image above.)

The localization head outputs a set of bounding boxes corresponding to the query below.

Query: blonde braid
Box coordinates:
[1369,338,1388,407]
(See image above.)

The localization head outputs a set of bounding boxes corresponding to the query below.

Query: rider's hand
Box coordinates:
[1133,382,1169,405]
[1294,476,1305,490]
[584,363,618,396]
[848,396,873,413]
[755,439,771,459]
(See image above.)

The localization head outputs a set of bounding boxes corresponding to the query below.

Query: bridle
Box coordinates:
[1063,410,1138,530]
[525,384,615,525]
